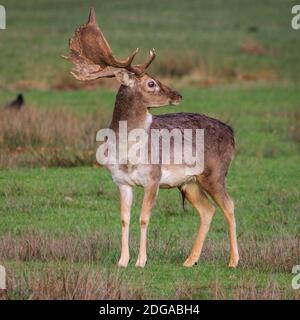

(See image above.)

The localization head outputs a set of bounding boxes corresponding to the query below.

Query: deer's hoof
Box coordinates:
[183,257,198,267]
[228,256,239,268]
[118,256,129,268]
[135,256,147,268]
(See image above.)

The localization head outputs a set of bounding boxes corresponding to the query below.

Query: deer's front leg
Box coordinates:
[135,182,159,268]
[118,184,133,268]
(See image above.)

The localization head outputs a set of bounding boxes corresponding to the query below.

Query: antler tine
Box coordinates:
[141,49,156,71]
[129,49,156,75]
[125,48,139,67]
[88,7,97,24]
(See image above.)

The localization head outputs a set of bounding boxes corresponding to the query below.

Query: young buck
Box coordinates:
[64,8,239,268]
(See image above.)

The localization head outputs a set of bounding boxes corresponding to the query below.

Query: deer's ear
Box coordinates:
[114,70,135,87]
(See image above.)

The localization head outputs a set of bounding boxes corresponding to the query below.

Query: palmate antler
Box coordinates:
[63,8,156,80]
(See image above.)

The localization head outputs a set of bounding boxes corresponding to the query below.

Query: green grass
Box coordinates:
[0,0,300,88]
[0,84,299,299]
[0,0,299,299]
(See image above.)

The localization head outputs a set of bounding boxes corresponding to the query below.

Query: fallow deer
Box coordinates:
[63,8,239,268]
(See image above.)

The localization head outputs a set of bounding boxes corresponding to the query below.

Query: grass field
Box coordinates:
[0,1,299,299]
[1,0,300,88]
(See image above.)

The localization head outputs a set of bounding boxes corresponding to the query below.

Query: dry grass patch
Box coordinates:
[238,236,300,273]
[52,74,119,91]
[0,106,107,168]
[0,231,298,299]
[25,49,281,92]
[1,267,143,300]
[173,279,299,300]
[239,38,278,56]
[151,51,203,78]
[1,231,298,273]
[288,111,300,147]
[0,231,116,264]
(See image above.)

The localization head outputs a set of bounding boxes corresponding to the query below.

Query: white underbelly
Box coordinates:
[159,166,197,188]
[106,164,202,188]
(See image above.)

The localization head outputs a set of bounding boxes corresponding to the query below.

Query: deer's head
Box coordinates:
[63,8,182,108]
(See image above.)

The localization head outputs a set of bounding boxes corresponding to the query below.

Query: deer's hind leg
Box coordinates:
[182,182,215,267]
[198,176,239,268]
[212,189,239,268]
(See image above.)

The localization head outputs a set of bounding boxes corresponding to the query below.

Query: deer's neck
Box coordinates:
[110,86,152,132]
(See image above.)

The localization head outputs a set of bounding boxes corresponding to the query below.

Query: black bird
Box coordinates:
[6,93,25,110]
[247,26,259,33]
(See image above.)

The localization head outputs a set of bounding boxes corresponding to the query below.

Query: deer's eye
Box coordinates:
[147,80,157,88]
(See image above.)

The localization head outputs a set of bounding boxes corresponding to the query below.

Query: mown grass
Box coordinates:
[0,84,299,299]
[0,0,299,89]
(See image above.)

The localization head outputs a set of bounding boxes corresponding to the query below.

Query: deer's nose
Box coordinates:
[173,91,182,100]
[169,91,182,105]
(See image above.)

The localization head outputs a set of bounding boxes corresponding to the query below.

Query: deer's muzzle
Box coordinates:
[169,91,182,105]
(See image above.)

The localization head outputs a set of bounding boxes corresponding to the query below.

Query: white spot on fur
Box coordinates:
[145,111,153,130]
